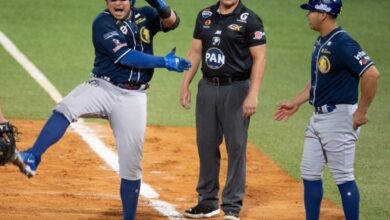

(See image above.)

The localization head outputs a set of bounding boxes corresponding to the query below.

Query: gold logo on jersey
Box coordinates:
[321,48,331,54]
[136,17,146,25]
[140,27,151,44]
[318,55,331,74]
[228,24,242,31]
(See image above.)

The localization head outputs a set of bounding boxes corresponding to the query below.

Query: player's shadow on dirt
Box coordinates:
[88,208,121,219]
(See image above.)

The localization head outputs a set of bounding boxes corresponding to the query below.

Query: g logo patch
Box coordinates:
[140,27,151,44]
[240,13,249,21]
[205,48,225,69]
[318,55,331,74]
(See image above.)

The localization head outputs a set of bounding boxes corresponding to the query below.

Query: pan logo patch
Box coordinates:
[205,48,225,69]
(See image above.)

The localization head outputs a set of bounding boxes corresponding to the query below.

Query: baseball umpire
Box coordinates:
[274,0,380,219]
[180,0,266,219]
[13,0,190,219]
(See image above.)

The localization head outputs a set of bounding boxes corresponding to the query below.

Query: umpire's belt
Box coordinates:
[314,104,336,114]
[204,76,247,86]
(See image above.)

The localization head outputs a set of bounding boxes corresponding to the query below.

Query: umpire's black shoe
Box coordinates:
[223,211,240,220]
[184,203,220,218]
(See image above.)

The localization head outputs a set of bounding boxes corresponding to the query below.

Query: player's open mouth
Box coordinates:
[114,9,124,12]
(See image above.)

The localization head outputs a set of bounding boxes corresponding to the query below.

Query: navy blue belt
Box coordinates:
[115,82,149,90]
[314,104,336,114]
[92,75,149,91]
[204,76,247,86]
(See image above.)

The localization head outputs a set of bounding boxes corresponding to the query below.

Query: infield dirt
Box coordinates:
[0,119,344,219]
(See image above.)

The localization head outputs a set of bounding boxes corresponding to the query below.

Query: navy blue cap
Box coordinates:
[300,0,342,16]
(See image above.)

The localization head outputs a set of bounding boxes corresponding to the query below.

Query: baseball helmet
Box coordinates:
[131,0,136,6]
[300,0,342,16]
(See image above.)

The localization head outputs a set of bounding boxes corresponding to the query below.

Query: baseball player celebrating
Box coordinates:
[13,0,190,219]
[274,0,380,219]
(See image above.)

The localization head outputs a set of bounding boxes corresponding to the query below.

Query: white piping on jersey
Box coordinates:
[124,20,143,83]
[138,30,144,82]
[124,20,137,83]
[312,30,345,105]
[115,49,131,64]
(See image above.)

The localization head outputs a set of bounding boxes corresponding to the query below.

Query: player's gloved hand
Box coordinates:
[145,0,171,18]
[164,48,191,73]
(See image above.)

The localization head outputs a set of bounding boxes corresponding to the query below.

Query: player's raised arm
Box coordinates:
[144,0,180,30]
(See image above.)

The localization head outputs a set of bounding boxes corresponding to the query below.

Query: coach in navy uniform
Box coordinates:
[274,0,380,220]
[180,0,266,219]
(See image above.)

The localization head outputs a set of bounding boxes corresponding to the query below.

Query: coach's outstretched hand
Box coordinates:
[164,48,191,73]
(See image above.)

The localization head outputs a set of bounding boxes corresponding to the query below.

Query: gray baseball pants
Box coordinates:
[301,104,360,185]
[55,78,147,180]
[195,78,250,214]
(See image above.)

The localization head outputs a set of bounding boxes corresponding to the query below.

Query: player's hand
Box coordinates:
[180,86,191,109]
[242,94,258,118]
[273,101,299,121]
[353,109,368,129]
[164,48,192,73]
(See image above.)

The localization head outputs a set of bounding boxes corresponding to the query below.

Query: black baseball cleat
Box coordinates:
[12,149,36,178]
[184,203,220,218]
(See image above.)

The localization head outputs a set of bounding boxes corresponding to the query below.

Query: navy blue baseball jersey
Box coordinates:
[193,1,266,79]
[309,27,374,107]
[92,7,162,84]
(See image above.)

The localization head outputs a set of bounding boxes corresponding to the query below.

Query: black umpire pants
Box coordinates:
[195,78,250,214]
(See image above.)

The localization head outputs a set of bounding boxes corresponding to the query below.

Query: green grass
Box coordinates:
[1,0,389,219]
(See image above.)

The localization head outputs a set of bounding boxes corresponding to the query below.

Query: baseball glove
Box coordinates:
[0,122,18,165]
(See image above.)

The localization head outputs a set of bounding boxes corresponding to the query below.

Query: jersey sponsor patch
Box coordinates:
[237,12,249,23]
[112,38,128,53]
[321,48,331,54]
[228,24,242,32]
[140,27,151,44]
[136,17,146,24]
[253,31,265,40]
[317,55,331,74]
[205,47,225,69]
[103,31,119,40]
[212,36,221,46]
[202,9,212,19]
[204,19,212,26]
[354,51,371,66]
[119,25,128,35]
